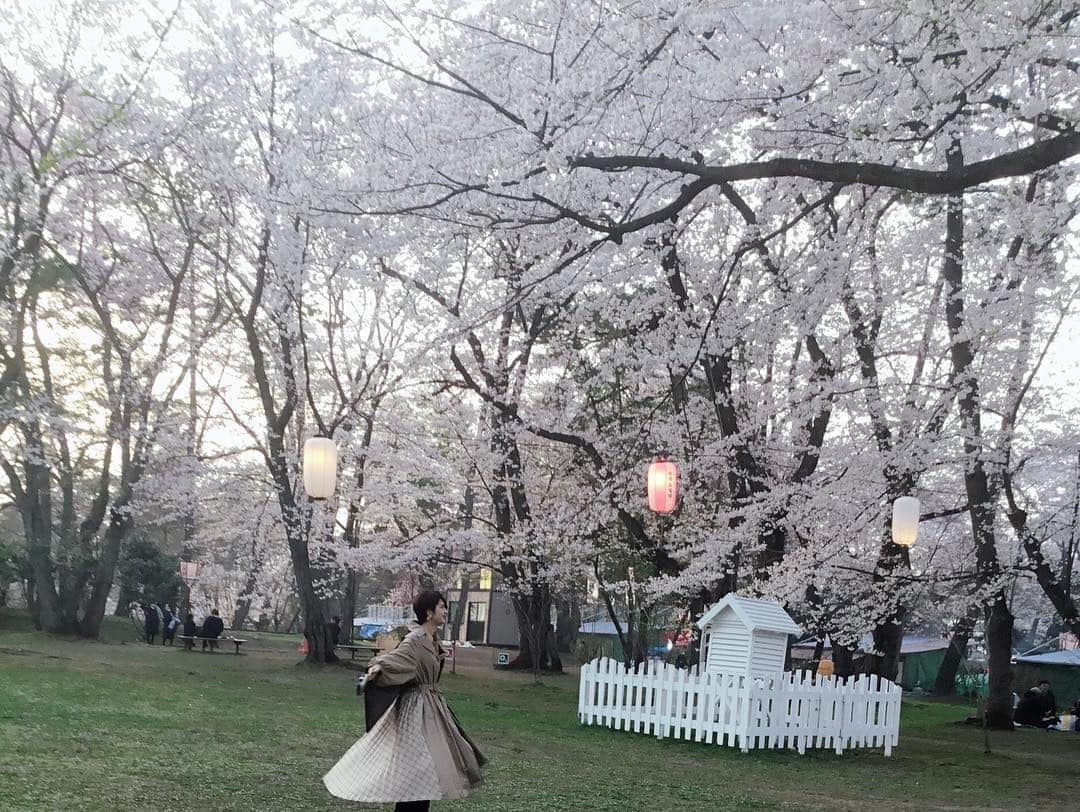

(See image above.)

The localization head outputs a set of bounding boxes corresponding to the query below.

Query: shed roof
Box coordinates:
[695,594,801,635]
[1015,650,1080,667]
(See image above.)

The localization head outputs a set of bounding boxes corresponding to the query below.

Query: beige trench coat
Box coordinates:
[323,628,486,803]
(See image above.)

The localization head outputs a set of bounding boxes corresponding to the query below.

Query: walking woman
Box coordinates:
[323,591,486,811]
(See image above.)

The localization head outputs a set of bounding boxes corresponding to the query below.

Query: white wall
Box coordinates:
[705,610,752,674]
[748,630,788,677]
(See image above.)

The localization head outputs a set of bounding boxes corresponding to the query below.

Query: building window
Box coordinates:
[479,567,492,591]
[466,601,488,643]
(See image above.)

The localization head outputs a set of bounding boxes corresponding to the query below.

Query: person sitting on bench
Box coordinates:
[201,609,225,652]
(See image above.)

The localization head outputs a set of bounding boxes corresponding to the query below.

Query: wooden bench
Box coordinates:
[177,635,247,655]
[335,643,379,662]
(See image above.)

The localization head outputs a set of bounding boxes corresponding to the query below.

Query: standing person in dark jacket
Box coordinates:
[182,613,197,650]
[201,608,225,652]
[161,605,176,646]
[142,602,160,645]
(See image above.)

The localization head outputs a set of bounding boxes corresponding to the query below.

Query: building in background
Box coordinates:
[443,566,519,647]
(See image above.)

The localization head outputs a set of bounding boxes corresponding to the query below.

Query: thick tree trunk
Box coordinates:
[285,510,336,663]
[833,644,856,678]
[449,578,469,642]
[867,522,912,681]
[934,606,979,695]
[79,508,130,638]
[984,594,1016,728]
[266,452,336,663]
[339,570,358,644]
[20,459,67,633]
[339,432,377,646]
[506,586,562,674]
[555,593,580,654]
[870,614,905,682]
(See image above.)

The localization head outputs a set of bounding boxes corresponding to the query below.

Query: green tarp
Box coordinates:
[900,648,946,692]
[1013,663,1080,709]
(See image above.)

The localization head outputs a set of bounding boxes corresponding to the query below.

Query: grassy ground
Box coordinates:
[2,610,1078,811]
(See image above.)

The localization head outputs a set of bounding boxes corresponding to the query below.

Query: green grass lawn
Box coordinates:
[2,610,1078,811]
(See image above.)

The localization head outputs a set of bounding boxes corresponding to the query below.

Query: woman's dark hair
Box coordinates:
[413,590,446,624]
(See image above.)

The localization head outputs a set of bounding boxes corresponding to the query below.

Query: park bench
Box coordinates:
[335,642,379,662]
[177,635,247,655]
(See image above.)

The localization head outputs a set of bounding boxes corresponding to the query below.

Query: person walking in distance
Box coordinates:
[323,591,485,811]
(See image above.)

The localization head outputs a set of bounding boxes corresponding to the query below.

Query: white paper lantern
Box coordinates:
[303,437,338,499]
[891,496,920,547]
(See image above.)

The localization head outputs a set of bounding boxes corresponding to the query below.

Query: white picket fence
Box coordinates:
[578,658,901,755]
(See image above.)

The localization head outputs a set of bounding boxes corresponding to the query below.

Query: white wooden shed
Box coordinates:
[696,595,801,678]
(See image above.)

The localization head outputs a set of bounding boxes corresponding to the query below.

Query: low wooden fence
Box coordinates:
[578,657,901,755]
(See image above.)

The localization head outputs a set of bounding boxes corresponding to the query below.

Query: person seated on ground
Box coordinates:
[1014,680,1059,728]
[182,613,197,650]
[141,602,160,645]
[201,609,225,652]
[1037,679,1058,718]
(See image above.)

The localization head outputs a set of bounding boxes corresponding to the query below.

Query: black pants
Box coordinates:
[394,802,430,811]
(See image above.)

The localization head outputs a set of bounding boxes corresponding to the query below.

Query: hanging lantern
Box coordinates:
[647,460,679,514]
[303,437,338,499]
[178,561,203,587]
[891,495,920,547]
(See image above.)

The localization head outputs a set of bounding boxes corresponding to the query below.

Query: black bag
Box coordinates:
[358,636,410,732]
[362,681,404,732]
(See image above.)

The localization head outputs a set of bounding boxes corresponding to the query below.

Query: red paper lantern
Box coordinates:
[647,460,678,514]
[178,560,203,586]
